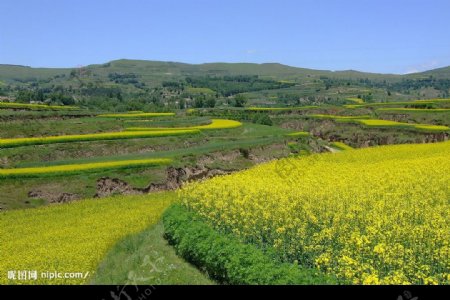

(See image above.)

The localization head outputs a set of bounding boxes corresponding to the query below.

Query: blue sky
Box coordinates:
[0,0,449,74]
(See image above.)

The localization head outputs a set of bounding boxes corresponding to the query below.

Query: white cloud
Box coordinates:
[403,59,440,74]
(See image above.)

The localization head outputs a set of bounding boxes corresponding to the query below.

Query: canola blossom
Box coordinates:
[0,102,78,110]
[309,114,371,121]
[125,119,242,131]
[97,112,175,118]
[286,131,310,137]
[0,158,171,178]
[0,192,175,284]
[181,141,450,284]
[376,108,450,113]
[0,129,199,148]
[345,98,365,104]
[330,141,353,151]
[246,106,318,111]
[355,119,449,132]
[343,98,450,109]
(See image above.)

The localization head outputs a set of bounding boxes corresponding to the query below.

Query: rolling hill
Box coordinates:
[0,59,449,110]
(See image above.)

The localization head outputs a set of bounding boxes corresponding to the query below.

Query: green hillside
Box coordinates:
[0,59,449,111]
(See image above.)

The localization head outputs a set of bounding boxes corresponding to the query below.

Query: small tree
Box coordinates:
[234,94,247,107]
[205,97,216,108]
[194,97,204,108]
[252,113,273,126]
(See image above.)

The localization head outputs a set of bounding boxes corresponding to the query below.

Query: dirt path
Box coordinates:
[324,145,341,153]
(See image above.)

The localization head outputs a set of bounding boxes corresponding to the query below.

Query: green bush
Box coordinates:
[252,113,273,126]
[162,204,338,285]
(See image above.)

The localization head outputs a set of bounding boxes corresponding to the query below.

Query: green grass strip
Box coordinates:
[345,97,364,104]
[246,106,318,111]
[309,114,371,120]
[97,112,175,118]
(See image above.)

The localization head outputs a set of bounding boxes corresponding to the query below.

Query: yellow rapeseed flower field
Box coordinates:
[330,141,353,150]
[286,131,310,137]
[345,98,365,104]
[376,108,450,113]
[355,119,450,132]
[181,141,450,284]
[343,98,450,109]
[0,158,171,178]
[0,102,78,110]
[126,119,242,131]
[0,129,200,148]
[310,114,370,119]
[0,192,175,284]
[246,106,318,111]
[309,114,371,122]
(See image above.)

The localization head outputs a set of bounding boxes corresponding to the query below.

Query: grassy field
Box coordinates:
[186,87,215,94]
[92,223,214,285]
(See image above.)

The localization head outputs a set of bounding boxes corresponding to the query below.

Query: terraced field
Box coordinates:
[126,119,242,131]
[97,112,175,118]
[0,102,78,110]
[0,129,200,148]
[1,96,449,286]
[0,158,171,178]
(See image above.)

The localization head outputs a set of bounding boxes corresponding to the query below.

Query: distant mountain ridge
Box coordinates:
[0,59,449,83]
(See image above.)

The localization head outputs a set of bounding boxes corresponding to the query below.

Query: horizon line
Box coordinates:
[0,58,447,76]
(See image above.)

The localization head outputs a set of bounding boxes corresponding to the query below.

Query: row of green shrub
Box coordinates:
[162,204,338,285]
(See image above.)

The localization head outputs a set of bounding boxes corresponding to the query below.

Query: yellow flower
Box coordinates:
[181,141,450,284]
